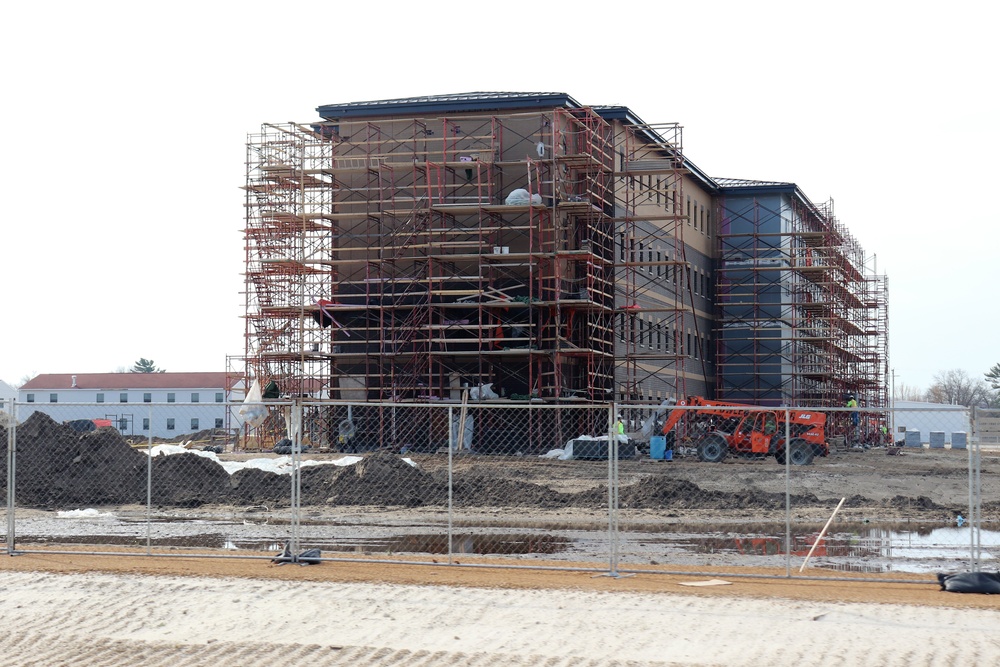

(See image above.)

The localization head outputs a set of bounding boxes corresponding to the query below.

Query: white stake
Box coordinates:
[799,497,846,573]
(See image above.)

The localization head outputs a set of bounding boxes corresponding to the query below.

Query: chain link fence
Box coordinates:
[3,398,994,580]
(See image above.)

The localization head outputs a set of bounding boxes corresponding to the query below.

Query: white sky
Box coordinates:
[2,1,997,393]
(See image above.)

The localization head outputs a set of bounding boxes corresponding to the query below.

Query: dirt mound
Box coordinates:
[4,416,988,515]
[149,452,231,507]
[229,467,290,504]
[7,413,147,506]
[616,476,821,510]
[319,450,447,507]
[882,495,948,511]
[4,414,243,508]
[453,472,573,508]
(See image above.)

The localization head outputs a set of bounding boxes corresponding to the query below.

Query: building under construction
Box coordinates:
[240,92,888,424]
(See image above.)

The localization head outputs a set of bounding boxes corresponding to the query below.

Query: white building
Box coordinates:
[17,372,242,439]
[891,400,971,446]
[0,379,17,410]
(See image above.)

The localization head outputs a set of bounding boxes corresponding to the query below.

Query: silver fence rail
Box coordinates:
[3,398,993,581]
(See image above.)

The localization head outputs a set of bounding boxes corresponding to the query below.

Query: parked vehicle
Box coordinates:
[661,396,828,465]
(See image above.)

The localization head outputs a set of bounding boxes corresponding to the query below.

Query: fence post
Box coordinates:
[447,404,454,565]
[607,402,618,576]
[145,404,153,555]
[6,400,15,553]
[969,406,982,571]
[289,399,303,557]
[784,407,791,576]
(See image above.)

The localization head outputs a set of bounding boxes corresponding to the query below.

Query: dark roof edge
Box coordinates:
[317,92,581,119]
[593,106,717,193]
[715,180,824,218]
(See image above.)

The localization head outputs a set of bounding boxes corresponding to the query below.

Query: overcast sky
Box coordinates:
[2,1,996,395]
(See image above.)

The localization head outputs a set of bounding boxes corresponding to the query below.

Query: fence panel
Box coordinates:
[611,402,987,577]
[9,400,296,558]
[4,398,990,580]
[778,406,975,576]
[292,402,613,569]
[613,402,801,572]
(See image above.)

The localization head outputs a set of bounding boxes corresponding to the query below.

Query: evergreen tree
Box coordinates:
[130,358,165,373]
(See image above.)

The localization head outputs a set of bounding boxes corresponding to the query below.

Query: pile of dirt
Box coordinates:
[452,471,575,508]
[2,414,985,515]
[6,416,453,509]
[4,413,148,506]
[315,450,448,507]
[613,477,822,510]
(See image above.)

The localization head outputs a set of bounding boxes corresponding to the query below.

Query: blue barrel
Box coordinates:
[650,436,667,459]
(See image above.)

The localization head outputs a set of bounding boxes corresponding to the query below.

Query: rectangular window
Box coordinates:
[50,393,58,403]
[143,392,151,403]
[190,418,199,430]
[120,392,128,403]
[167,392,175,403]
[167,418,175,431]
[215,418,224,429]
[27,394,34,403]
[191,393,199,403]
[656,251,662,277]
[142,418,150,431]
[215,392,224,403]
[96,393,105,403]
[118,418,128,430]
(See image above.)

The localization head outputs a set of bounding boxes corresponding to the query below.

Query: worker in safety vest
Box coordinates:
[616,416,625,437]
[846,395,859,445]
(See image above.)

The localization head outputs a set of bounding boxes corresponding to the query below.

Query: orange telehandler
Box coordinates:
[660,396,829,465]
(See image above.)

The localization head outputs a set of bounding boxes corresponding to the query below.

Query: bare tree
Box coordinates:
[925,369,991,407]
[893,382,925,401]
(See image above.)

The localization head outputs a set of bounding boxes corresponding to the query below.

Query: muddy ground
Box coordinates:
[3,413,997,523]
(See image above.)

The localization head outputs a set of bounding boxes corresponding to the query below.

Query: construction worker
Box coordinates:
[846,395,859,445]
[616,415,625,438]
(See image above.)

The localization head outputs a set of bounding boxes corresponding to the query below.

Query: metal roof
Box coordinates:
[313,92,730,195]
[713,177,795,188]
[20,372,235,391]
[714,178,825,219]
[317,92,580,119]
[592,105,717,193]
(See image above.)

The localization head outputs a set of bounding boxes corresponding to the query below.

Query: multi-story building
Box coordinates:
[17,372,240,439]
[240,92,887,416]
